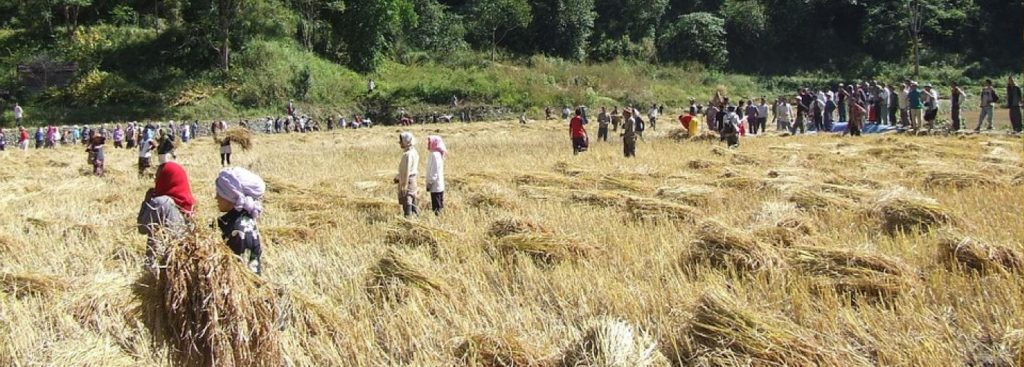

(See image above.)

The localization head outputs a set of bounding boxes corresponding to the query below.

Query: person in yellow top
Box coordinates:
[395,132,420,217]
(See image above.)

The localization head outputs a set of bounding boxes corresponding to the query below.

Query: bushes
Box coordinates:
[228,40,363,109]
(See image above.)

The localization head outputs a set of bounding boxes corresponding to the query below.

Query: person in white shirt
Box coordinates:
[13,103,23,125]
[395,132,419,217]
[773,97,792,132]
[425,135,447,216]
[756,98,770,134]
[923,84,940,130]
[898,80,911,127]
[138,131,156,177]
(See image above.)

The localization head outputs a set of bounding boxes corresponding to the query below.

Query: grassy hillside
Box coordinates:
[0,117,1022,365]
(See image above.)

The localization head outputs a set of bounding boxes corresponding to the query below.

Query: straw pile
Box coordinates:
[365,249,446,303]
[384,219,454,256]
[872,188,956,234]
[690,131,720,142]
[937,233,1023,274]
[684,220,784,273]
[786,187,856,211]
[750,202,817,247]
[625,197,701,224]
[786,246,916,299]
[552,161,591,177]
[263,225,316,242]
[686,159,714,170]
[560,318,670,367]
[923,169,1003,189]
[598,175,649,192]
[714,176,767,190]
[467,185,518,209]
[487,217,552,238]
[655,185,715,207]
[222,129,253,151]
[159,233,282,367]
[568,190,629,208]
[679,289,850,366]
[491,233,599,265]
[667,128,690,141]
[0,272,69,298]
[514,172,577,188]
[455,333,552,367]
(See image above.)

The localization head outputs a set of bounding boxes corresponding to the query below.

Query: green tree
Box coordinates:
[658,12,726,68]
[407,0,467,53]
[343,0,416,72]
[467,0,531,60]
[719,0,764,70]
[533,0,596,61]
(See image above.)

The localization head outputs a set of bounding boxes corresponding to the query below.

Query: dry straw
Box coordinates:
[222,129,253,151]
[655,185,715,207]
[0,272,69,298]
[871,188,956,234]
[683,220,784,273]
[937,233,1023,274]
[686,159,714,169]
[678,288,856,366]
[455,333,552,367]
[625,197,701,224]
[365,248,447,303]
[486,217,552,238]
[786,245,916,299]
[159,232,282,367]
[491,233,599,265]
[750,202,817,247]
[568,190,630,208]
[560,318,670,367]
[598,175,649,193]
[786,186,856,211]
[922,169,1003,189]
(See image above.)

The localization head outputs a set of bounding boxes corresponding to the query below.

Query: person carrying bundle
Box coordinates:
[215,167,266,274]
[137,161,195,272]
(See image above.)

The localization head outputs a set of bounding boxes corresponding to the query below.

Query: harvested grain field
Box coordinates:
[0,120,1022,366]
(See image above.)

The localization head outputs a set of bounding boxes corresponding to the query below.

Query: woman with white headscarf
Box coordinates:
[215,167,266,274]
[426,135,447,215]
[394,132,420,217]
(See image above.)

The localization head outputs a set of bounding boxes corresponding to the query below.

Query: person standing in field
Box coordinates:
[705,103,719,132]
[138,129,156,177]
[219,133,233,166]
[878,83,891,126]
[975,79,998,132]
[721,105,740,147]
[923,84,940,130]
[907,82,923,130]
[426,135,447,216]
[597,107,610,142]
[113,124,125,149]
[823,94,836,131]
[157,128,176,164]
[744,100,759,135]
[847,94,866,136]
[0,129,6,151]
[898,81,911,127]
[1007,76,1022,133]
[18,126,28,151]
[648,103,659,131]
[215,167,266,274]
[621,109,637,158]
[13,103,23,125]
[569,108,589,155]
[395,132,420,217]
[610,106,621,132]
[125,123,136,149]
[949,82,966,131]
[774,97,792,132]
[34,127,43,149]
[137,160,194,272]
[86,130,106,176]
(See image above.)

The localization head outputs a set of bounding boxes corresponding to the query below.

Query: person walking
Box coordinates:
[215,167,266,274]
[86,130,106,176]
[113,124,125,149]
[721,105,741,147]
[597,107,610,142]
[744,100,759,135]
[138,129,156,177]
[755,98,769,135]
[648,103,659,131]
[569,108,589,155]
[426,135,447,216]
[621,109,637,158]
[13,103,23,125]
[975,79,999,132]
[395,132,420,217]
[950,82,966,131]
[610,107,621,132]
[1007,76,1022,133]
[17,126,29,151]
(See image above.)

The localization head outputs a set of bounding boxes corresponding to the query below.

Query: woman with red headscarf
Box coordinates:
[426,135,447,215]
[137,161,195,272]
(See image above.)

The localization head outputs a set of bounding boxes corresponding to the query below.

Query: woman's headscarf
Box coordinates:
[215,167,266,219]
[399,132,415,149]
[153,161,196,215]
[427,135,447,158]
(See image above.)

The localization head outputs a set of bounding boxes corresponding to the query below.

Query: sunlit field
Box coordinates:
[1,111,1022,366]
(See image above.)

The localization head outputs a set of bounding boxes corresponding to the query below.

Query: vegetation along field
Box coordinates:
[1,116,1022,365]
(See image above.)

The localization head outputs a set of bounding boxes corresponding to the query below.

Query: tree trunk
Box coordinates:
[219,0,232,73]
[912,36,919,77]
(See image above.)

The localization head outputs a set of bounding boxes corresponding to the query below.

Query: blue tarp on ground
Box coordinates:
[828,122,899,134]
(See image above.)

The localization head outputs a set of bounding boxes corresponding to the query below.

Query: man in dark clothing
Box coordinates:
[950,82,965,131]
[1008,76,1022,133]
[836,84,847,122]
[797,88,813,130]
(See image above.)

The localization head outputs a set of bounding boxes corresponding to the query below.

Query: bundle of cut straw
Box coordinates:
[0,272,69,298]
[938,233,1023,274]
[492,233,599,265]
[222,129,253,151]
[684,220,784,272]
[455,333,552,367]
[625,197,701,224]
[872,188,956,234]
[786,245,916,299]
[365,249,446,303]
[560,318,669,367]
[487,217,552,238]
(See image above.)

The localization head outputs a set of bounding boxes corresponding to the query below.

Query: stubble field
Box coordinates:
[0,114,1022,366]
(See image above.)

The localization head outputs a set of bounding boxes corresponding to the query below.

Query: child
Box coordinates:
[426,135,447,215]
[137,161,194,271]
[215,167,266,274]
[395,132,420,217]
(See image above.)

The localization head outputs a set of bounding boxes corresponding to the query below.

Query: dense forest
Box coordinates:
[0,0,1020,123]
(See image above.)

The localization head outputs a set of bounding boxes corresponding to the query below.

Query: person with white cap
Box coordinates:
[215,167,266,274]
[394,132,420,217]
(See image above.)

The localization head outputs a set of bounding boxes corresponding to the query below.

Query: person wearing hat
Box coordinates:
[922,84,940,129]
[721,105,741,147]
[907,82,924,130]
[395,132,420,217]
[949,82,966,131]
[621,108,637,157]
[215,167,266,274]
[790,95,806,134]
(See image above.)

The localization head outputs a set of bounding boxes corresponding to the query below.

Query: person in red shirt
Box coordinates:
[18,126,29,151]
[569,108,588,155]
